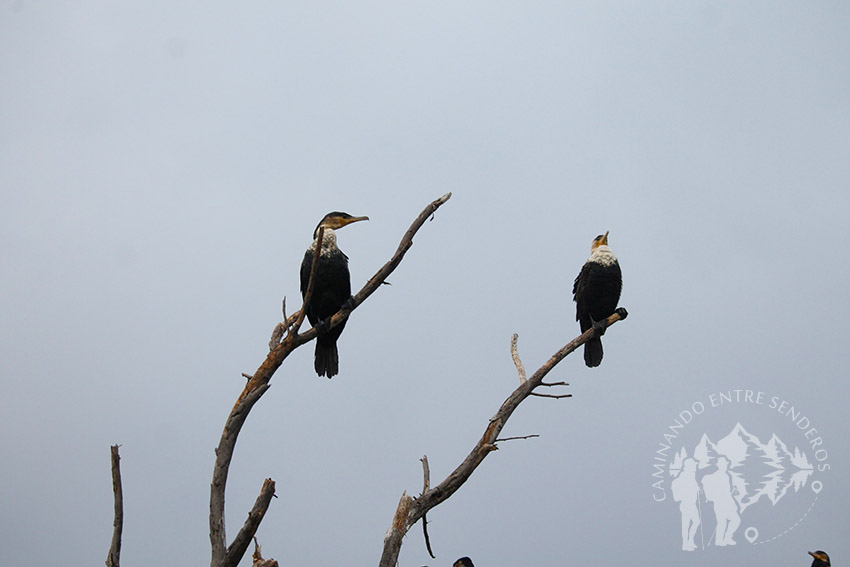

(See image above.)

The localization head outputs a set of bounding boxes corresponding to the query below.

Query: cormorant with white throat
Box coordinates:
[572,231,627,367]
[300,211,368,378]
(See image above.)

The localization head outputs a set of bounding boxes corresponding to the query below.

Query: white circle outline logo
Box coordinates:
[651,389,830,551]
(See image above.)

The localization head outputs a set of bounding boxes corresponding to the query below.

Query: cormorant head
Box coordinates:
[453,558,474,567]
[809,550,830,567]
[591,231,610,251]
[313,211,369,238]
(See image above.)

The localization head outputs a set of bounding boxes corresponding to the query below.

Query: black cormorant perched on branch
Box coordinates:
[300,211,368,378]
[573,231,626,367]
[809,551,831,567]
[453,558,474,567]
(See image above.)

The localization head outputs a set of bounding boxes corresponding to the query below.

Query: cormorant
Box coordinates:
[809,551,831,567]
[572,231,626,367]
[453,558,474,567]
[300,211,368,378]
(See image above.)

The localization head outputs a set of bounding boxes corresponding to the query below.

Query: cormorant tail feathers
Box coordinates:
[584,337,603,367]
[314,339,339,378]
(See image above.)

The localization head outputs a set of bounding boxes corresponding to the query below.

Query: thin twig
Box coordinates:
[530,392,573,399]
[494,434,540,442]
[294,226,323,334]
[533,380,570,398]
[269,295,300,350]
[106,444,123,567]
[420,456,435,559]
[510,333,526,384]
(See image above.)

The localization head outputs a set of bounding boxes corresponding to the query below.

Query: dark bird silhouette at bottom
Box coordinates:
[453,558,474,567]
[810,550,831,567]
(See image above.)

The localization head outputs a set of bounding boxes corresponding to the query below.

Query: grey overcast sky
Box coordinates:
[2,2,849,566]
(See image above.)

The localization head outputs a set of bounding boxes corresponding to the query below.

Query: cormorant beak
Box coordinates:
[601,230,609,246]
[809,552,817,558]
[334,215,369,229]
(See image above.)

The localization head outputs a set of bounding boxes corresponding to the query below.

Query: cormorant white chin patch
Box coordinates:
[309,228,338,255]
[589,245,618,266]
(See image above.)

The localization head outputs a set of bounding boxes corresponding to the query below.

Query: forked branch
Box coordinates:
[209,193,452,567]
[378,309,627,567]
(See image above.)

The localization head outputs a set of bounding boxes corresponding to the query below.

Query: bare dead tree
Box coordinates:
[378,309,628,567]
[106,444,123,567]
[209,193,453,567]
[104,190,627,567]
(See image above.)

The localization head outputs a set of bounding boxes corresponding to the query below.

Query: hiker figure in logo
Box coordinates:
[701,456,741,546]
[671,458,701,551]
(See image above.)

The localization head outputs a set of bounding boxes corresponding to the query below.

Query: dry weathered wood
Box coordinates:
[378,309,627,567]
[209,194,452,567]
[268,323,284,350]
[252,538,279,567]
[223,478,276,567]
[379,492,413,567]
[510,333,526,383]
[210,382,271,567]
[106,444,123,567]
[268,298,302,350]
[420,456,435,559]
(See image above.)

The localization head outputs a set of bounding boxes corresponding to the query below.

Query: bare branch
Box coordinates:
[210,384,270,567]
[379,492,413,567]
[420,456,435,559]
[350,193,452,314]
[210,194,452,567]
[294,226,324,335]
[106,444,123,567]
[530,392,573,399]
[224,478,276,567]
[378,308,627,566]
[494,434,540,442]
[510,333,526,384]
[533,380,571,398]
[420,455,431,494]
